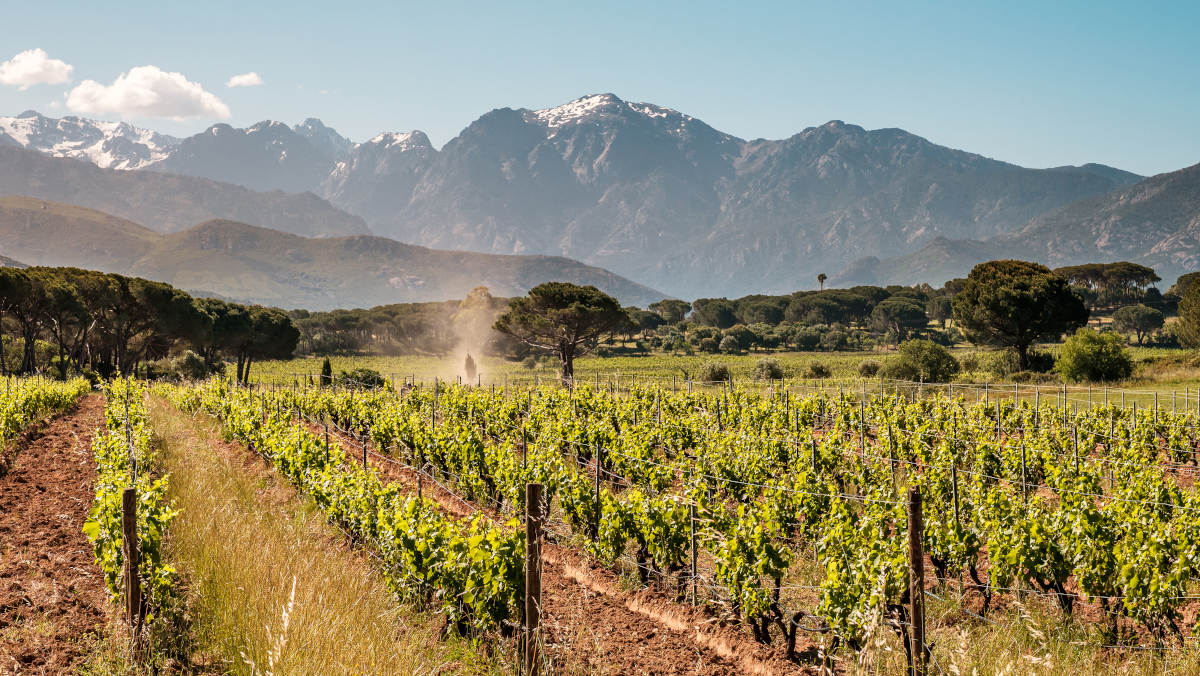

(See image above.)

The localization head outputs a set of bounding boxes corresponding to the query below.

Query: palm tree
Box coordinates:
[817,273,827,291]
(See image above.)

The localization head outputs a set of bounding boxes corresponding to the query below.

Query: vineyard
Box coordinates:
[0,375,89,455]
[149,373,1200,671]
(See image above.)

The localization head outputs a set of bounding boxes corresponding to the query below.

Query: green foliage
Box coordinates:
[493,282,626,382]
[83,379,179,628]
[804,361,832,379]
[718,335,741,354]
[1057,329,1133,382]
[320,357,333,386]
[952,260,1088,368]
[340,367,387,389]
[880,339,959,382]
[858,359,881,377]
[697,361,732,383]
[753,358,785,381]
[1174,281,1200,349]
[1112,304,1164,345]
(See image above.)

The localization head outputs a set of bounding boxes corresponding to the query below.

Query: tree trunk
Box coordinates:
[558,345,574,386]
[20,322,36,373]
[1016,344,1030,371]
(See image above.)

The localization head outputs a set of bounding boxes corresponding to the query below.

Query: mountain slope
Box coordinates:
[834,163,1200,286]
[1,99,1145,297]
[0,196,158,270]
[351,95,1140,296]
[0,110,178,169]
[149,121,336,193]
[0,145,368,237]
[0,198,664,309]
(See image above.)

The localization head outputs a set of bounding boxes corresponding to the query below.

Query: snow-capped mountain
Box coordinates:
[0,95,1151,296]
[293,117,353,160]
[0,110,179,169]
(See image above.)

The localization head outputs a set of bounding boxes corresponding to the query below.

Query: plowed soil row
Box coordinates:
[0,394,110,674]
[317,422,814,675]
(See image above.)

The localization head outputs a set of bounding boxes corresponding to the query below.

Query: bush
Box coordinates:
[754,358,785,381]
[1057,329,1133,382]
[697,361,732,383]
[173,351,209,381]
[958,353,981,373]
[804,362,831,379]
[793,326,822,351]
[340,368,387,389]
[698,337,720,353]
[882,339,959,383]
[718,335,741,354]
[858,359,881,377]
[320,356,333,386]
[984,348,1055,377]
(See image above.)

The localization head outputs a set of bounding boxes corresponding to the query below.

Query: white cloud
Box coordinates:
[225,71,263,88]
[66,65,230,120]
[0,48,74,90]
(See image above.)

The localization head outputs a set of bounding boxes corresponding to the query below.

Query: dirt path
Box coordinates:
[317,424,811,674]
[0,394,110,674]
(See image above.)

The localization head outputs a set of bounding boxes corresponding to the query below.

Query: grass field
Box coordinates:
[246,345,1200,410]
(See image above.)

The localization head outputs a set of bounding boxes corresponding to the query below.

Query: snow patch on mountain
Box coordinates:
[0,110,179,169]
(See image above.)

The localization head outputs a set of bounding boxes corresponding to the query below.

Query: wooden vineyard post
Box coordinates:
[907,487,927,676]
[592,446,602,540]
[361,433,368,469]
[524,483,544,676]
[689,499,698,607]
[122,487,142,633]
[1020,439,1028,505]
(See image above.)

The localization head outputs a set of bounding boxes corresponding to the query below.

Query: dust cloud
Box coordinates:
[446,286,502,384]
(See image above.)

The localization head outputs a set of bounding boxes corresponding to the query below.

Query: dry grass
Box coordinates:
[146,397,500,675]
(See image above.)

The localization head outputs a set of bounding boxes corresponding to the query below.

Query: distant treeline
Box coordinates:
[0,266,298,381]
[288,261,1187,359]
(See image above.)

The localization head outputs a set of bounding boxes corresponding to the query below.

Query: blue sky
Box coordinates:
[1,0,1196,175]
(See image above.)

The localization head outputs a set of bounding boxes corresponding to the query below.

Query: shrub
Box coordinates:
[320,357,333,386]
[793,326,822,351]
[173,351,209,381]
[521,356,538,370]
[698,337,720,353]
[958,353,981,373]
[819,329,848,352]
[754,358,785,381]
[1057,329,1133,382]
[881,339,959,383]
[698,361,732,383]
[858,359,881,377]
[718,335,741,354]
[805,362,832,379]
[984,348,1054,376]
[340,368,387,389]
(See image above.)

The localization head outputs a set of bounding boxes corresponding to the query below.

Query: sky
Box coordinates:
[0,0,1196,176]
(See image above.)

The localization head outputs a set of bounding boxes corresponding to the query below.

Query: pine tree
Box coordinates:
[320,356,333,387]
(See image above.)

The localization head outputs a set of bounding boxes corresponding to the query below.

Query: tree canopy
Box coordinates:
[1112,304,1164,345]
[493,282,626,383]
[952,260,1088,369]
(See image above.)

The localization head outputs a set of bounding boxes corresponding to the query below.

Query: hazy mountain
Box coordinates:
[1,98,1148,296]
[834,163,1200,287]
[0,253,27,267]
[149,120,335,194]
[320,131,436,231]
[0,197,664,309]
[0,145,368,237]
[294,118,353,160]
[0,110,178,169]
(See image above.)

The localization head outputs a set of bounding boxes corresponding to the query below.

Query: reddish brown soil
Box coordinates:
[0,395,110,674]
[308,423,813,674]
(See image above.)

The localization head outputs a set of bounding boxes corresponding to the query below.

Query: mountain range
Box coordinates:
[0,196,663,309]
[1,95,1197,296]
[833,162,1200,287]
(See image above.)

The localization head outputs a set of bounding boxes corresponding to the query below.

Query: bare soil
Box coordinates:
[0,394,110,674]
[313,423,814,675]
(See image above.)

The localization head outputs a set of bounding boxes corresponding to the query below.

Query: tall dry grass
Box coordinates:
[147,397,499,675]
